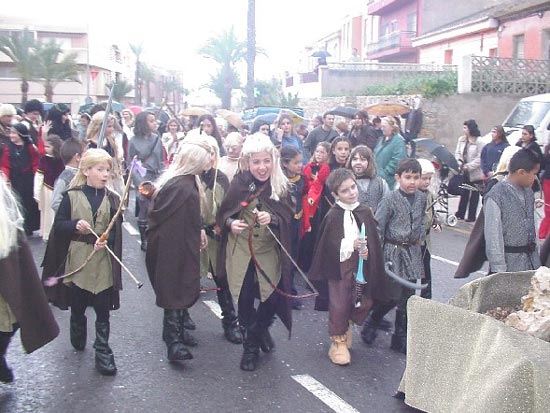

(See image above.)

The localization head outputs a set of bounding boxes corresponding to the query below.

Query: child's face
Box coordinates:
[419,173,433,191]
[248,151,272,182]
[226,143,242,159]
[516,166,540,188]
[314,146,329,164]
[147,114,157,133]
[333,142,350,164]
[333,178,358,205]
[351,154,368,175]
[280,119,292,134]
[9,129,23,144]
[84,161,111,189]
[284,154,303,177]
[44,142,54,156]
[395,171,420,194]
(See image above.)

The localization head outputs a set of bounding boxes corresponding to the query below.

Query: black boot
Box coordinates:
[70,314,87,351]
[0,332,14,383]
[94,322,117,376]
[163,310,193,362]
[361,302,394,345]
[138,221,148,252]
[257,317,275,353]
[178,311,198,347]
[240,326,260,371]
[222,315,242,344]
[390,309,407,354]
[181,309,196,330]
[216,286,242,344]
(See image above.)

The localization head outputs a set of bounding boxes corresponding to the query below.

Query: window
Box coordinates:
[542,30,550,60]
[513,34,525,59]
[407,12,417,35]
[444,49,453,64]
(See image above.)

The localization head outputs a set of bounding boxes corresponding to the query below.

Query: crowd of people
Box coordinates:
[0,99,546,388]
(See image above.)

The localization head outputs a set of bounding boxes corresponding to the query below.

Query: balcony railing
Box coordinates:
[367,31,416,55]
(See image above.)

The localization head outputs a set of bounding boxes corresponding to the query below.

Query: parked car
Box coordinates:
[482,93,550,147]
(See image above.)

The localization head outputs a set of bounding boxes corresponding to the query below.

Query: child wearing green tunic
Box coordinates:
[49,148,121,376]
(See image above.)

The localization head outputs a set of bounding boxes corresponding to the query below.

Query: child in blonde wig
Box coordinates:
[42,148,122,376]
[217,133,293,372]
[145,138,212,364]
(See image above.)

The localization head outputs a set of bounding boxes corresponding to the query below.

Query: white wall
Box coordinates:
[418,32,498,65]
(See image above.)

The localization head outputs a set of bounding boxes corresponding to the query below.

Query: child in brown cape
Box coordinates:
[309,168,387,366]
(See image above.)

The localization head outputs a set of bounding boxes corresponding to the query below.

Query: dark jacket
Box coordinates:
[1,233,59,353]
[309,203,388,303]
[216,171,294,335]
[146,175,201,309]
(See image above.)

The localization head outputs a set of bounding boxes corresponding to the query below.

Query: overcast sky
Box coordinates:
[5,0,363,90]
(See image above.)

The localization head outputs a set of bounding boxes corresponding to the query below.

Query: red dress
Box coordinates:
[301,161,330,236]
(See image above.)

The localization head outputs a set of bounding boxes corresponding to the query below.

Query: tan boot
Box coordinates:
[345,323,353,349]
[328,335,350,366]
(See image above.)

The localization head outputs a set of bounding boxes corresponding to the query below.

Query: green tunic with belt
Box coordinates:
[63,191,113,293]
[225,198,281,302]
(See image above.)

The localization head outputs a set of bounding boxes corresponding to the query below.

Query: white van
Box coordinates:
[482,93,550,147]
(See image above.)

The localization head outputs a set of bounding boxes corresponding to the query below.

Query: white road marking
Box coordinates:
[122,222,139,236]
[432,255,485,275]
[291,374,360,413]
[431,255,459,266]
[203,300,222,319]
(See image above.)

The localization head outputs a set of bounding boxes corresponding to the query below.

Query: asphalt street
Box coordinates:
[0,193,493,413]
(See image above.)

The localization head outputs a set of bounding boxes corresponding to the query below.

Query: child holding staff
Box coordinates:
[309,168,386,366]
[42,149,122,376]
[216,133,293,372]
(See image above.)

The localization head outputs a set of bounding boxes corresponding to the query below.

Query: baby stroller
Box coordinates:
[415,138,461,227]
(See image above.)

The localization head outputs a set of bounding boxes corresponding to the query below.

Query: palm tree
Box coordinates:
[129,42,143,105]
[34,40,80,102]
[246,0,256,109]
[108,79,133,102]
[0,28,37,106]
[199,27,247,109]
[140,63,155,105]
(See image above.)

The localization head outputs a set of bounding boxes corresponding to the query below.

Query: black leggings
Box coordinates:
[70,286,112,323]
[237,261,278,328]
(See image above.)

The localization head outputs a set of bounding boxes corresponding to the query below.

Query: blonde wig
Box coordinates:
[0,177,24,259]
[239,132,288,201]
[154,137,212,214]
[69,148,114,188]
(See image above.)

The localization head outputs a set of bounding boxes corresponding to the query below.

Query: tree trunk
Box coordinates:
[135,60,141,105]
[45,82,54,103]
[246,0,256,109]
[21,80,29,107]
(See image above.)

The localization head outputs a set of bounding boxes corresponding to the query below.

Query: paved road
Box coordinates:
[1,192,488,413]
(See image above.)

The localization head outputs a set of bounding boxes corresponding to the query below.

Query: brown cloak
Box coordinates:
[145,175,201,309]
[41,188,123,310]
[0,233,59,353]
[455,208,487,278]
[216,171,294,335]
[308,203,389,303]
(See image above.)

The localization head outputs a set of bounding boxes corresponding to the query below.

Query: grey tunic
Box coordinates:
[356,176,389,213]
[375,190,427,299]
[484,180,540,272]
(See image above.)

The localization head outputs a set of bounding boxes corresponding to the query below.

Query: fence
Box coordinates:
[460,55,550,94]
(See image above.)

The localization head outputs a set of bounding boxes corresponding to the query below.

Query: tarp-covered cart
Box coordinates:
[398,271,550,413]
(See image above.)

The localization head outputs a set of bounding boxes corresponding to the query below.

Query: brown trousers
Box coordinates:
[328,257,373,336]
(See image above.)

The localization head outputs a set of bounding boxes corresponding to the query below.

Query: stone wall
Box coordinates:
[299,93,525,150]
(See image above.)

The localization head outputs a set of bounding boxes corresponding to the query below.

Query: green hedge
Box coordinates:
[364,72,457,98]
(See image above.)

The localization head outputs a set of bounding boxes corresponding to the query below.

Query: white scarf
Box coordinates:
[336,200,360,262]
